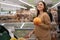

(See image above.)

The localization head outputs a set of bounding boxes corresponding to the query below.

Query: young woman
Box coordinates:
[26,1,52,40]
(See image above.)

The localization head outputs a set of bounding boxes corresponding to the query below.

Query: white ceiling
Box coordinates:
[0,0,60,10]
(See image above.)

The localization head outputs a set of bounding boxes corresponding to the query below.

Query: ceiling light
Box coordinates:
[19,0,35,8]
[0,2,27,9]
[43,0,44,1]
[51,2,60,8]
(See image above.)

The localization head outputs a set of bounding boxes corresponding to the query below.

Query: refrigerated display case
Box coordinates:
[0,22,36,40]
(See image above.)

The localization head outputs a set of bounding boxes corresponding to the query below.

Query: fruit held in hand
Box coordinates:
[10,37,17,40]
[33,17,41,25]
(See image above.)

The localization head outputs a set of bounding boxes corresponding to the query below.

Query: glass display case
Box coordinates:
[0,22,36,40]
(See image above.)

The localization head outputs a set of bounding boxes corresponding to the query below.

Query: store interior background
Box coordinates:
[0,0,60,40]
[0,0,60,22]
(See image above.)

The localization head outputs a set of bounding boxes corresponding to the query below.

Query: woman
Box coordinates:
[27,1,52,40]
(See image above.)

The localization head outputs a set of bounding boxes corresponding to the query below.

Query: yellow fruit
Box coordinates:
[18,37,26,40]
[10,37,17,40]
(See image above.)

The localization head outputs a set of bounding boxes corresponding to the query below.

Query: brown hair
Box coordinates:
[37,1,47,17]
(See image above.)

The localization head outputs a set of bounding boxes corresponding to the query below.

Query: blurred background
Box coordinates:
[0,0,60,22]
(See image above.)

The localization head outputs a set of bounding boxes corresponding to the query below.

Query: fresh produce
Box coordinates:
[33,17,41,25]
[10,37,17,40]
[18,37,26,40]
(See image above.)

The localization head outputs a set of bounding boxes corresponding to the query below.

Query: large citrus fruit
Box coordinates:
[33,17,41,25]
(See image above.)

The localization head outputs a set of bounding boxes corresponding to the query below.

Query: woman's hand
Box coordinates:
[34,23,42,27]
[24,33,31,38]
[24,30,34,38]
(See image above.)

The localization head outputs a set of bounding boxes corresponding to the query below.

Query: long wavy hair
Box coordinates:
[37,1,47,17]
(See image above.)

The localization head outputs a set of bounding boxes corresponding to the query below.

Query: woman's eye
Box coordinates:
[38,4,42,6]
[40,4,42,6]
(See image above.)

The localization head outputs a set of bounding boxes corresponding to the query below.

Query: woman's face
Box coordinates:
[37,2,44,11]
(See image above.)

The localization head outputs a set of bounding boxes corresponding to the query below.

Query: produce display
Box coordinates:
[10,37,26,40]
